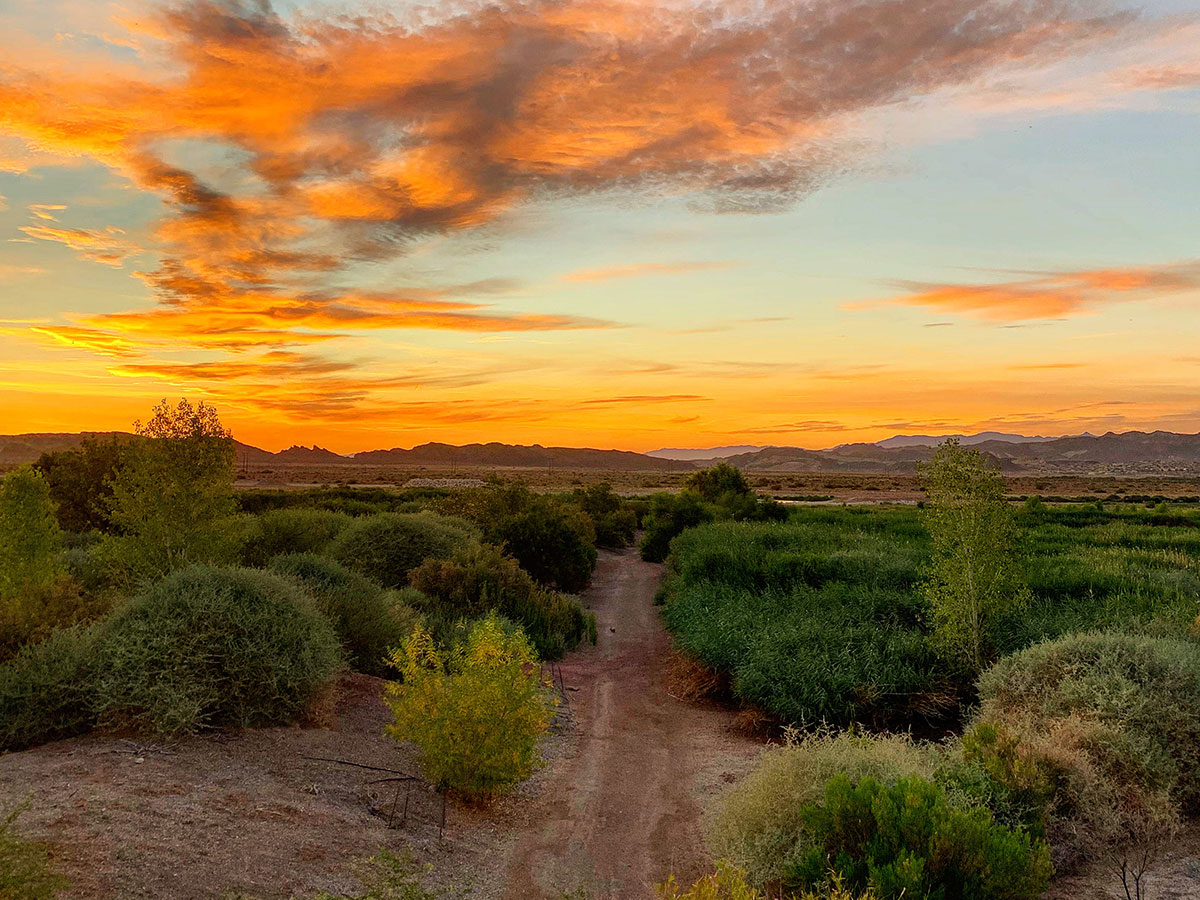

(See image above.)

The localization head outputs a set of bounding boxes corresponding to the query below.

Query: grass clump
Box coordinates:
[409,543,594,660]
[384,614,555,799]
[0,799,69,900]
[658,863,877,900]
[973,630,1200,865]
[242,508,353,566]
[329,512,477,588]
[270,554,421,676]
[709,730,942,885]
[788,774,1052,900]
[93,565,343,736]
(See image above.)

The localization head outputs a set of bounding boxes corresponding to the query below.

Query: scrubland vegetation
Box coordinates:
[6,405,1200,899]
[663,441,1200,899]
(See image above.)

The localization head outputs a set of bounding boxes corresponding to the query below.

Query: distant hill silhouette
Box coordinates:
[875,431,1059,449]
[4,430,1200,475]
[716,431,1200,474]
[0,433,687,471]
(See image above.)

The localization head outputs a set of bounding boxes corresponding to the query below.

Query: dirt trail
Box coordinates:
[503,547,758,900]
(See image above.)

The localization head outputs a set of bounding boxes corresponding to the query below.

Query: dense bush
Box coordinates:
[329,512,477,588]
[974,630,1200,864]
[683,462,751,501]
[409,543,595,660]
[640,492,714,563]
[0,465,63,599]
[570,482,638,549]
[0,575,110,663]
[93,566,343,736]
[384,614,555,799]
[242,508,354,566]
[709,730,942,885]
[487,500,597,592]
[34,435,128,532]
[0,800,68,900]
[788,774,1052,900]
[270,553,420,676]
[435,482,600,590]
[0,624,99,752]
[662,520,939,724]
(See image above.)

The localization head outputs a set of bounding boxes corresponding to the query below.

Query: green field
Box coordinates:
[660,504,1200,726]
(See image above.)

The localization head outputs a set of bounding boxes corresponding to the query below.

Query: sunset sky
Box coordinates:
[1,0,1198,453]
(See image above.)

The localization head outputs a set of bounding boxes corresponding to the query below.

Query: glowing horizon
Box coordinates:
[2,0,1199,454]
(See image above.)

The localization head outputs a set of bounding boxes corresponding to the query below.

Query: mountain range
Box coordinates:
[3,430,1200,475]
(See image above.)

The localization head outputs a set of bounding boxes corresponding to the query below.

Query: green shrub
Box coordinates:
[0,575,110,663]
[34,435,128,533]
[0,465,64,600]
[93,566,343,736]
[974,630,1200,863]
[384,614,555,799]
[0,624,99,752]
[409,544,593,660]
[640,492,714,562]
[329,512,477,588]
[0,800,69,900]
[571,483,638,548]
[103,399,242,586]
[242,508,353,566]
[684,462,751,501]
[270,553,420,676]
[487,500,597,592]
[789,774,1052,900]
[659,863,878,900]
[709,730,942,885]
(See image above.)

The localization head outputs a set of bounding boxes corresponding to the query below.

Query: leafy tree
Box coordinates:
[384,614,556,799]
[103,399,240,583]
[0,466,63,599]
[33,436,128,532]
[684,462,751,502]
[918,439,1028,673]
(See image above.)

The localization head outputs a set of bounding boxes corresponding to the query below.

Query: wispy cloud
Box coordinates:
[850,261,1200,323]
[19,223,140,267]
[565,261,742,283]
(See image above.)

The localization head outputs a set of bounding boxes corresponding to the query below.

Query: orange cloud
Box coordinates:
[0,0,1175,422]
[853,261,1200,323]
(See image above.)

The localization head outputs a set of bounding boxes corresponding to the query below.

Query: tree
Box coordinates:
[34,436,129,532]
[683,462,751,502]
[0,466,64,599]
[918,439,1027,673]
[103,399,240,583]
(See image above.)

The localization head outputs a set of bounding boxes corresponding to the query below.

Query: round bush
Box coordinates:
[242,508,353,566]
[709,730,941,885]
[270,553,421,676]
[93,566,343,736]
[329,512,477,588]
[975,630,1200,861]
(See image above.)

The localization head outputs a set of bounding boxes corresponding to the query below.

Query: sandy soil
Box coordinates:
[0,548,760,900]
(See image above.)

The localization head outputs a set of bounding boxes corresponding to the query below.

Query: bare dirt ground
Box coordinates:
[502,549,760,900]
[0,548,760,900]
